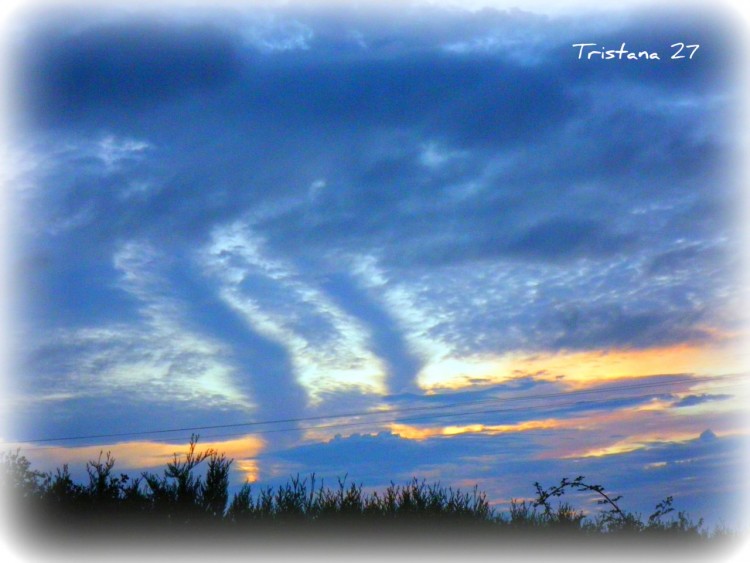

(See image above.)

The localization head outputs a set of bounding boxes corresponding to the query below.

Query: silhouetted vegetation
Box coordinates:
[0,435,735,544]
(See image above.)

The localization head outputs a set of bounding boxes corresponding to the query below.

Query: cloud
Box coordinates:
[200,222,390,400]
[8,3,745,529]
[17,241,253,410]
[258,426,747,527]
[505,218,633,260]
[672,393,733,408]
[317,272,423,394]
[240,14,314,52]
[19,17,243,125]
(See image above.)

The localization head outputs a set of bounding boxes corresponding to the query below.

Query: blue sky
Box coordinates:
[3,1,749,529]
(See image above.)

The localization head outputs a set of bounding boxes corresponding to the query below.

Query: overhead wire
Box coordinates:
[11,373,746,448]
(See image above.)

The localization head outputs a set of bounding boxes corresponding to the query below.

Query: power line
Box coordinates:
[14,374,740,444]
[18,379,746,452]
[138,380,750,440]
[15,375,695,443]
[13,373,744,446]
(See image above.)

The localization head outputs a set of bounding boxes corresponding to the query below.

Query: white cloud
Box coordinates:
[346,253,518,389]
[202,222,389,401]
[418,141,466,169]
[97,135,151,169]
[241,15,314,52]
[308,178,327,200]
[22,241,253,408]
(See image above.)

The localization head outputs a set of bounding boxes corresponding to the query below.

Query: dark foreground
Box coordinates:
[2,437,744,561]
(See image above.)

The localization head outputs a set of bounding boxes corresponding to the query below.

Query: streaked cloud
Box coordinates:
[202,222,389,400]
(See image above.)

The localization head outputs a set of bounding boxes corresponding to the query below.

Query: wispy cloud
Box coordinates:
[201,222,389,401]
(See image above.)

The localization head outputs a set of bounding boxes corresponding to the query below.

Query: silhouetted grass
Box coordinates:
[0,435,737,545]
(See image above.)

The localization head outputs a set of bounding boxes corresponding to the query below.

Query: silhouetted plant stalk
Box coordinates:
[0,436,722,537]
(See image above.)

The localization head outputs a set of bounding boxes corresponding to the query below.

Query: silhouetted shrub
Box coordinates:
[1,437,726,541]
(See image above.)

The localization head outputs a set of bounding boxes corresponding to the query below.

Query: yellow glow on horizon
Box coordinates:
[417,355,516,391]
[16,435,266,472]
[566,431,706,459]
[236,459,260,482]
[389,418,564,441]
[389,423,443,440]
[521,342,737,386]
[443,424,485,435]
[563,427,750,460]
[419,337,745,392]
[633,398,676,412]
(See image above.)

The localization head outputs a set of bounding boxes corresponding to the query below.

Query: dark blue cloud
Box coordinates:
[20,18,243,126]
[264,429,549,488]
[548,303,712,349]
[672,394,733,408]
[648,245,705,276]
[166,259,309,435]
[259,428,747,528]
[506,218,632,260]
[318,273,423,394]
[19,251,140,330]
[14,3,738,370]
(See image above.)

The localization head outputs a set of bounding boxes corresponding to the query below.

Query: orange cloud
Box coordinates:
[387,391,744,463]
[422,337,745,392]
[564,431,712,459]
[17,434,266,474]
[235,458,261,483]
[389,418,565,441]
[518,343,735,386]
[389,423,443,441]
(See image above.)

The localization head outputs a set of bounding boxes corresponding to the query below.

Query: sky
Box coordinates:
[2,0,750,531]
